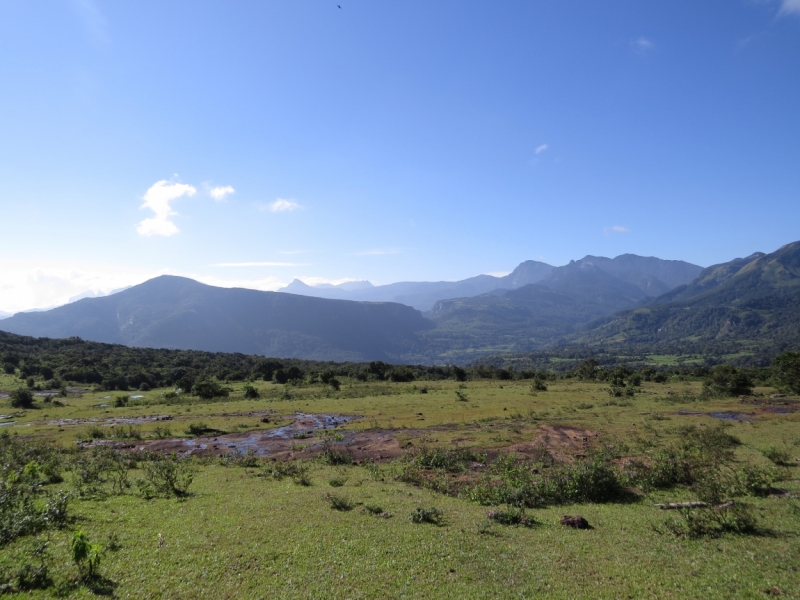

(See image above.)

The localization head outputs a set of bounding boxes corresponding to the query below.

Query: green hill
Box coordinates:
[576,241,800,356]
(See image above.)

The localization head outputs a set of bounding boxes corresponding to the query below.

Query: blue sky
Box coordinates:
[1,0,799,313]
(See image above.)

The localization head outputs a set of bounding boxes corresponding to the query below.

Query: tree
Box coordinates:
[705,365,753,397]
[772,351,800,394]
[193,381,229,400]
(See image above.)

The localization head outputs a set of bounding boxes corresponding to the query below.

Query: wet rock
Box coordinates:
[560,515,591,529]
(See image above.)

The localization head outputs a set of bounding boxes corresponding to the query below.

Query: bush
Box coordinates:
[185,422,212,436]
[410,506,444,525]
[325,493,353,511]
[704,365,753,397]
[9,389,34,409]
[762,446,792,467]
[71,531,101,580]
[242,385,260,399]
[487,506,537,527]
[137,454,194,498]
[193,381,229,400]
[661,503,758,538]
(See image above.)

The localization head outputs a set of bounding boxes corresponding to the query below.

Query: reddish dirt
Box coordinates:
[80,415,598,464]
[505,425,598,461]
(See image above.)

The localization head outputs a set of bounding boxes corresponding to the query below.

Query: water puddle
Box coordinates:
[182,413,362,456]
[678,410,753,422]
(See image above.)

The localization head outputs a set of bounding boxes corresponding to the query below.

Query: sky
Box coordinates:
[1,0,799,314]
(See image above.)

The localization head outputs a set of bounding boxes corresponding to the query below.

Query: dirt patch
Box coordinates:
[50,415,174,426]
[78,414,598,464]
[505,425,598,461]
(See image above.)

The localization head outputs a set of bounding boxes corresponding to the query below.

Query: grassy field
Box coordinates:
[1,376,799,598]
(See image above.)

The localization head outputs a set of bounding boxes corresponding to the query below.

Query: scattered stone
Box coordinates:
[560,515,591,529]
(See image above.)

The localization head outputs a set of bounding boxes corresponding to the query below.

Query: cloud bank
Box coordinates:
[137,180,197,236]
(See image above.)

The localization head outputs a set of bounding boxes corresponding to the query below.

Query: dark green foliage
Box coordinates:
[185,422,213,436]
[193,380,229,400]
[242,384,260,399]
[772,350,800,393]
[410,506,444,525]
[704,365,754,397]
[9,388,34,409]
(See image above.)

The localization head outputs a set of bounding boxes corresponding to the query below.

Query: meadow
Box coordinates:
[1,374,798,598]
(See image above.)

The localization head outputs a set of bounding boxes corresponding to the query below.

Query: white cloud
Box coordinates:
[633,36,654,52]
[484,271,511,277]
[0,260,163,314]
[262,198,301,212]
[136,180,196,237]
[355,248,402,256]
[210,262,311,267]
[209,185,235,201]
[604,225,630,235]
[780,0,800,15]
[535,144,549,154]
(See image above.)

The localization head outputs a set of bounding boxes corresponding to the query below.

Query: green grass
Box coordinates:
[2,378,800,598]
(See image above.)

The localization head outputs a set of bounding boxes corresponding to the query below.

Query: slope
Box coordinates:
[0,276,433,362]
[578,241,800,354]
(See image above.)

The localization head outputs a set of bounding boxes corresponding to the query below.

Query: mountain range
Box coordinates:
[278,254,700,311]
[2,245,797,364]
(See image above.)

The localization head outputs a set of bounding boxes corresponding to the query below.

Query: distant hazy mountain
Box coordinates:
[0,311,11,321]
[0,276,432,362]
[419,260,653,359]
[577,242,800,353]
[277,255,700,311]
[277,260,557,310]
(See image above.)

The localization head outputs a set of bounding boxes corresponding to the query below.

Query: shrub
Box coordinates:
[137,453,195,498]
[762,446,792,467]
[71,531,101,580]
[86,425,106,439]
[325,493,353,511]
[242,385,260,399]
[704,365,753,397]
[455,390,468,402]
[9,389,34,409]
[410,506,444,525]
[185,422,211,436]
[152,426,173,439]
[487,506,537,527]
[328,476,347,487]
[661,503,758,538]
[193,381,229,400]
